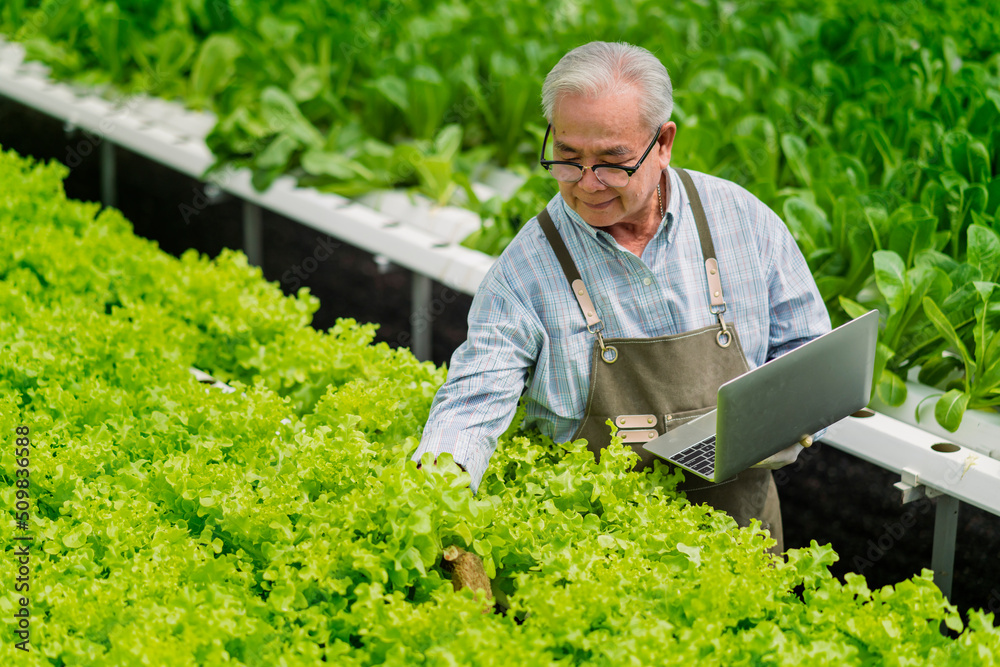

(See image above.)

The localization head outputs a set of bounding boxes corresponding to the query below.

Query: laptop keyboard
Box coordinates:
[668,436,716,477]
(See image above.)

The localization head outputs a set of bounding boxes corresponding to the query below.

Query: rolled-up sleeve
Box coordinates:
[411,272,541,493]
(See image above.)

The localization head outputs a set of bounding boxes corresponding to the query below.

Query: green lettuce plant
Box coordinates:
[3,146,1000,665]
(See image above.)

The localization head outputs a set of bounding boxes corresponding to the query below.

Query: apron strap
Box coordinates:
[538,207,603,331]
[674,167,727,312]
[537,169,731,347]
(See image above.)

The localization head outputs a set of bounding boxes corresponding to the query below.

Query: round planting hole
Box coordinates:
[851,408,875,418]
[931,442,961,453]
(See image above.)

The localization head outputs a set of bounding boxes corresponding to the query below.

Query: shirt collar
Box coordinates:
[556,168,680,247]
[662,166,683,246]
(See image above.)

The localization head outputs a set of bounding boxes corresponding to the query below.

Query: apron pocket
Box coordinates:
[663,406,716,433]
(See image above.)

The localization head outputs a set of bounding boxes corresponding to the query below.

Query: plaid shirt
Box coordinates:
[412,167,831,492]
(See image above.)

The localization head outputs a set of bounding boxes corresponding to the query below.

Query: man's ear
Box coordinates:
[658,121,677,168]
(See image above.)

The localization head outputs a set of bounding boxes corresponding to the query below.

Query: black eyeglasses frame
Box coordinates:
[538,123,662,187]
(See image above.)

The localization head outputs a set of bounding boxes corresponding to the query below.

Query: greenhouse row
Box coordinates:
[1,0,1000,664]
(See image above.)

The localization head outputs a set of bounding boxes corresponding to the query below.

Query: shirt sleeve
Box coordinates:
[410,272,542,494]
[757,201,833,440]
[757,203,832,360]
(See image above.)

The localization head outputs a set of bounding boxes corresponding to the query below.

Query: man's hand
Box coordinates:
[751,435,813,470]
[416,456,472,492]
[416,459,467,472]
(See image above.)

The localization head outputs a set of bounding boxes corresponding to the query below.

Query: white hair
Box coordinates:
[541,41,673,132]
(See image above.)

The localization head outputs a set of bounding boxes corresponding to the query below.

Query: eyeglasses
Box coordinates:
[539,123,661,188]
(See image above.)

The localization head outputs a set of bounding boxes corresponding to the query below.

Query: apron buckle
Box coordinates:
[715,311,732,348]
[591,326,619,364]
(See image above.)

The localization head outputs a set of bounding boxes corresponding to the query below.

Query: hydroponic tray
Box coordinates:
[0,36,498,297]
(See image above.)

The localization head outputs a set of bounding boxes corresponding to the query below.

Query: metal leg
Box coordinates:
[243,202,263,267]
[932,495,960,599]
[411,273,432,362]
[101,141,116,208]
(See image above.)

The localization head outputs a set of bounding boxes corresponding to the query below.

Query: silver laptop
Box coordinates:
[642,310,878,482]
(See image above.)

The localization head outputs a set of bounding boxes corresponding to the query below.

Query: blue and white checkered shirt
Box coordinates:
[412,167,831,492]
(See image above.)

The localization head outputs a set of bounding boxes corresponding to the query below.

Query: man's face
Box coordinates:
[549,87,675,229]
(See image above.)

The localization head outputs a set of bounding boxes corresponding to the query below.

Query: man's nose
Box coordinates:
[577,166,606,191]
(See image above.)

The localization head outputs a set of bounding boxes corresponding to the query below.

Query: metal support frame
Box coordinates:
[411,273,433,362]
[243,202,263,267]
[101,140,116,208]
[896,475,962,600]
[932,495,960,599]
[824,412,1000,599]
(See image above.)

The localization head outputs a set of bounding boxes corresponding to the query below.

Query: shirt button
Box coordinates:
[643,277,652,286]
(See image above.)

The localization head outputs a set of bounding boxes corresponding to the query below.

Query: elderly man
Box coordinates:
[412,41,830,553]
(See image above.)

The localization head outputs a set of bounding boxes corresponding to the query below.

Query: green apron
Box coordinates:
[537,167,783,555]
